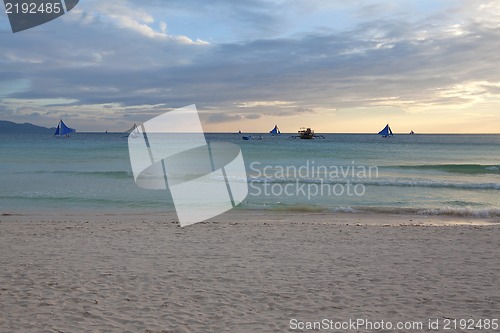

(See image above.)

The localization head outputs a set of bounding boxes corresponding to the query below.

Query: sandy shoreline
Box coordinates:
[1,211,499,332]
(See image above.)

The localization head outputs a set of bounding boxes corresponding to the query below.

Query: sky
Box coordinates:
[1,0,500,133]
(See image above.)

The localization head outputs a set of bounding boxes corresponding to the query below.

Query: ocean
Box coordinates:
[1,133,499,218]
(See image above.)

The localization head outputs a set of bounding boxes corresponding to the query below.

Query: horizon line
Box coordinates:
[2,119,499,135]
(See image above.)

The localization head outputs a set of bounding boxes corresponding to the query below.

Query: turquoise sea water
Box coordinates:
[0,133,499,217]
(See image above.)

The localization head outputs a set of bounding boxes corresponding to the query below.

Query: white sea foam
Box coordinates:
[247,176,500,190]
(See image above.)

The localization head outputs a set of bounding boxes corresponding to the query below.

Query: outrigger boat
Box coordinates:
[291,127,325,139]
[298,127,314,139]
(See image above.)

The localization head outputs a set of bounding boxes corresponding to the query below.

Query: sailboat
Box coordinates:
[125,124,138,133]
[125,123,140,138]
[378,124,393,137]
[54,119,76,137]
[269,125,281,136]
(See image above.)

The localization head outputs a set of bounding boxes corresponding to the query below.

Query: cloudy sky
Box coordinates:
[1,0,500,133]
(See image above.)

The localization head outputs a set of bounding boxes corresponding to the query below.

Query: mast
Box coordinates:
[54,121,61,136]
[54,119,76,136]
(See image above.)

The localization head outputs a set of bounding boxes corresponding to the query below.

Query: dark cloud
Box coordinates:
[245,114,261,120]
[205,113,243,123]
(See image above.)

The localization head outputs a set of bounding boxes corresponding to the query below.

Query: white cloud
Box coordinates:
[235,101,295,108]
[70,1,209,44]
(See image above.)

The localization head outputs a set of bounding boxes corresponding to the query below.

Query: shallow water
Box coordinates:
[0,133,499,217]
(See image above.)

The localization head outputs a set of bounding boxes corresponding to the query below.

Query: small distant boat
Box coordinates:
[238,130,242,134]
[378,124,394,137]
[54,119,76,137]
[242,135,262,140]
[269,125,281,136]
[410,130,415,135]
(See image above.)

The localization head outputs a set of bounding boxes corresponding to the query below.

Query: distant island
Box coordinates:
[0,120,55,134]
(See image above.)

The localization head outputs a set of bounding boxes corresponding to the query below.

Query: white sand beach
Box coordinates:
[0,211,499,332]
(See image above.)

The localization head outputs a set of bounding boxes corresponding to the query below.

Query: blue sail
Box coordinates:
[54,120,76,136]
[378,124,393,137]
[269,125,281,135]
